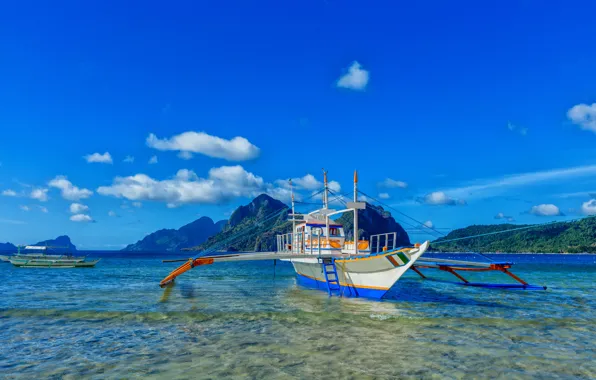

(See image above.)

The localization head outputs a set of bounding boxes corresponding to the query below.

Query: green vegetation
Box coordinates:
[190,194,291,252]
[432,217,596,253]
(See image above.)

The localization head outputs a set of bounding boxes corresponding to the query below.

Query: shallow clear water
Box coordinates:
[1,252,594,379]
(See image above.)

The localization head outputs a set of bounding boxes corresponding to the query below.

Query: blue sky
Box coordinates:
[1,0,596,249]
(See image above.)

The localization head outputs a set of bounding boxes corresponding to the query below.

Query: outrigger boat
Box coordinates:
[5,245,100,268]
[160,171,430,299]
[9,258,101,268]
[159,171,545,299]
[0,245,85,263]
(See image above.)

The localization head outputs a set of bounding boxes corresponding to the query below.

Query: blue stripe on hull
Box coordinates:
[296,273,388,299]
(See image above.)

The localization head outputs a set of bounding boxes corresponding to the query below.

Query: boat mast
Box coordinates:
[354,170,359,256]
[290,179,296,253]
[323,169,329,240]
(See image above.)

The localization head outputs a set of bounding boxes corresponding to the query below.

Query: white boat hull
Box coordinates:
[288,241,429,298]
[9,258,101,268]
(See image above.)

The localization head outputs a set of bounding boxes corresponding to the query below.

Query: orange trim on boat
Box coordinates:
[386,255,399,267]
[336,249,412,263]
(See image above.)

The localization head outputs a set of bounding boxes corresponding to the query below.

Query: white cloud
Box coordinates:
[581,199,596,215]
[2,189,17,196]
[507,121,528,136]
[177,151,193,160]
[265,186,295,203]
[329,181,341,193]
[567,103,596,133]
[337,61,369,90]
[30,188,49,202]
[379,178,408,189]
[97,165,267,207]
[69,203,89,214]
[132,201,142,208]
[379,193,390,199]
[20,205,30,211]
[70,214,93,222]
[108,210,117,217]
[37,206,48,213]
[419,191,466,206]
[529,204,563,216]
[275,174,341,194]
[49,176,93,201]
[293,174,321,190]
[148,155,158,164]
[123,155,135,163]
[146,131,260,161]
[494,212,515,222]
[84,152,113,164]
[423,220,433,228]
[436,164,596,200]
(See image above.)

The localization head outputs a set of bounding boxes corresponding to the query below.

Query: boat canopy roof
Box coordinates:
[24,245,47,250]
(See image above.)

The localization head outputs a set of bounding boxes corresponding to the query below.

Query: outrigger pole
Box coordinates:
[159,251,372,287]
[411,257,547,290]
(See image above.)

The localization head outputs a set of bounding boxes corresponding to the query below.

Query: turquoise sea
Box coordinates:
[1,252,594,379]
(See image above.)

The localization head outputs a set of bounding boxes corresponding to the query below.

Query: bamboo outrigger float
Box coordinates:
[159,170,545,298]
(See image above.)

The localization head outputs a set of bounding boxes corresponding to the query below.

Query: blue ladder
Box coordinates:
[321,258,342,296]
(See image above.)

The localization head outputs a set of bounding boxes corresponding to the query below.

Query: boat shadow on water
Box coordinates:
[383,279,514,309]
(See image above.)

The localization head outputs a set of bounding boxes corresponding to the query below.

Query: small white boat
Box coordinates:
[5,245,100,268]
[2,245,86,262]
[9,258,101,268]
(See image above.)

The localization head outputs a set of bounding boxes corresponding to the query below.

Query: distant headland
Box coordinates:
[0,235,77,252]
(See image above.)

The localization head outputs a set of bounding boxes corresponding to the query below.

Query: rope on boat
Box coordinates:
[431,221,567,245]
[359,189,596,257]
[199,207,290,256]
[333,189,445,240]
[159,188,331,286]
[187,188,328,257]
[357,190,446,239]
[355,190,495,262]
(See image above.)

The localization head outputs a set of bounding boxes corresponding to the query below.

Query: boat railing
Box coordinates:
[276,233,293,253]
[276,230,322,255]
[370,232,397,254]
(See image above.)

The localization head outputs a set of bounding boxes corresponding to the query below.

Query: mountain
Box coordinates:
[123,216,227,252]
[0,242,17,251]
[191,194,290,252]
[336,203,410,246]
[431,217,596,253]
[190,194,410,252]
[0,236,77,252]
[32,235,77,251]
